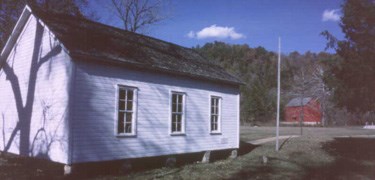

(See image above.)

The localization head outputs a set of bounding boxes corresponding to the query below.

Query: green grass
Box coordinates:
[1,126,375,179]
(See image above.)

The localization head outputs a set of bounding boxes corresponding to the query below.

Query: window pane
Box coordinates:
[118,112,125,133]
[119,100,125,110]
[177,94,182,104]
[126,113,132,123]
[172,103,176,112]
[127,90,133,101]
[173,114,178,122]
[172,94,177,104]
[177,114,182,123]
[119,89,126,99]
[177,122,181,132]
[177,104,182,113]
[127,101,133,111]
[172,121,176,132]
[125,123,132,133]
[211,114,218,131]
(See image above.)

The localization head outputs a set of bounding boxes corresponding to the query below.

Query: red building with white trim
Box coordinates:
[284,97,322,125]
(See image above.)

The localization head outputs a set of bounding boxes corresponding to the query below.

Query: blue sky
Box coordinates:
[90,0,345,54]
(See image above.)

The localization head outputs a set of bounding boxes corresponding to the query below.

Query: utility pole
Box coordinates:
[299,71,304,135]
[276,37,281,151]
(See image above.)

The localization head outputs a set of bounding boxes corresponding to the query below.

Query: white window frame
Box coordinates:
[170,91,186,135]
[115,85,138,137]
[210,96,222,134]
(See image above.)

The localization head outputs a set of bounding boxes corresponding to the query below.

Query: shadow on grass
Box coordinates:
[304,137,375,179]
[226,164,275,180]
[0,153,64,180]
[72,141,259,178]
[226,156,305,180]
[0,141,259,179]
[228,138,375,180]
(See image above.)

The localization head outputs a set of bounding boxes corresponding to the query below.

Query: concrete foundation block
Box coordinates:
[202,151,211,163]
[262,155,268,165]
[229,149,238,159]
[64,165,73,176]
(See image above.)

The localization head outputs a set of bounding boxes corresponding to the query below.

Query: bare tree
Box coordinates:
[290,60,319,134]
[109,0,166,33]
[293,68,309,135]
[310,64,330,126]
[291,60,332,131]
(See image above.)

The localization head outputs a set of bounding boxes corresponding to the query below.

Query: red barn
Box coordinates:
[284,97,321,125]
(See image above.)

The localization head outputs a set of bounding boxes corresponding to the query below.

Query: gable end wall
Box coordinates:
[0,12,72,164]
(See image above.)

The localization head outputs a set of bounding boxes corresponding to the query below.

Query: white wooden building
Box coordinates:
[0,5,242,169]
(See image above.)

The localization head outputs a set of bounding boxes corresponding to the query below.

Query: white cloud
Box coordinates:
[322,9,340,22]
[187,25,245,40]
[187,31,195,38]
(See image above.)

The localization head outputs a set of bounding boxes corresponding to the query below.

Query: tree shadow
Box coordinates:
[1,17,62,158]
[227,155,305,180]
[228,138,375,179]
[304,137,375,179]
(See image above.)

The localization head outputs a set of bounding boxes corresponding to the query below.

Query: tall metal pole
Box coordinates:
[276,37,281,151]
[300,70,304,136]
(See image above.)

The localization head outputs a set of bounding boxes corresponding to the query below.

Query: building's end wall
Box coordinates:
[71,60,240,163]
[0,13,72,164]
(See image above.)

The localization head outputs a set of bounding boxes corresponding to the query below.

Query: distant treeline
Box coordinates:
[193,41,361,126]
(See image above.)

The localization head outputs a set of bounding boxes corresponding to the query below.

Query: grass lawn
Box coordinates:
[1,126,375,179]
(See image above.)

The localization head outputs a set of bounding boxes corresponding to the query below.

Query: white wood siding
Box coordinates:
[0,14,71,164]
[71,60,240,163]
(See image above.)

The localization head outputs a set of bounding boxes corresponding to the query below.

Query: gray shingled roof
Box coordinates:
[286,97,312,107]
[32,8,242,85]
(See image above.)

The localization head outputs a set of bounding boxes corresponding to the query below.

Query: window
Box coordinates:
[171,92,185,134]
[117,86,137,136]
[210,96,221,133]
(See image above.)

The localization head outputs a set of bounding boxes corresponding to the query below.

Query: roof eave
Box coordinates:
[0,5,32,69]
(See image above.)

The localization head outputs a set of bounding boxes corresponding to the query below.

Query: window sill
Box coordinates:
[210,132,222,135]
[170,132,186,136]
[116,134,137,138]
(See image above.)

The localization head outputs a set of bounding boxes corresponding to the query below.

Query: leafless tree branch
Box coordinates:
[108,0,166,33]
